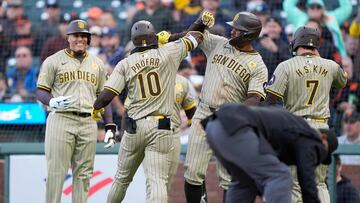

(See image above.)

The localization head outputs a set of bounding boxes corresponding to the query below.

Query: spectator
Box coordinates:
[0,0,24,69]
[349,8,360,79]
[8,15,42,56]
[6,46,38,101]
[283,0,352,56]
[181,0,232,37]
[38,0,61,40]
[99,27,125,67]
[337,112,360,165]
[87,7,103,27]
[88,26,102,56]
[99,10,118,30]
[253,17,291,79]
[131,0,178,33]
[0,73,10,102]
[178,60,197,79]
[40,13,75,63]
[335,155,360,202]
[246,0,270,27]
[305,18,341,64]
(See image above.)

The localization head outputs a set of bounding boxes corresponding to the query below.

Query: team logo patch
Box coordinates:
[248,61,257,68]
[175,83,183,91]
[92,63,99,69]
[77,21,85,29]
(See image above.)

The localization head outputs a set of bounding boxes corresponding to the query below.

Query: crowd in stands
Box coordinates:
[0,0,359,160]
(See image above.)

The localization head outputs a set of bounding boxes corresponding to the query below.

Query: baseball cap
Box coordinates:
[46,0,59,8]
[343,111,360,123]
[247,1,269,14]
[87,7,103,20]
[319,128,338,164]
[101,27,118,37]
[306,0,325,8]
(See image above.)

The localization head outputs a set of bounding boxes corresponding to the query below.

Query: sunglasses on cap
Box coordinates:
[309,4,322,10]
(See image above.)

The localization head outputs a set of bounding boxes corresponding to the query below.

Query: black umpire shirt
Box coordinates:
[212,104,328,203]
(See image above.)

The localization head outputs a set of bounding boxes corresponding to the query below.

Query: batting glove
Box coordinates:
[49,95,73,109]
[157,31,171,45]
[91,108,104,121]
[201,11,215,28]
[104,123,117,148]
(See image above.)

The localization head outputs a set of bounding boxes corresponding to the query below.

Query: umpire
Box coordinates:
[202,104,338,203]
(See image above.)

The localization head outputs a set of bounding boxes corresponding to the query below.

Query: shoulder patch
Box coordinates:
[92,63,99,69]
[248,61,257,68]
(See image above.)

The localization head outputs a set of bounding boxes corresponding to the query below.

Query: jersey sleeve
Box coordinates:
[333,64,348,89]
[37,57,56,92]
[247,63,268,99]
[104,60,126,95]
[96,59,107,95]
[266,62,288,99]
[163,39,189,67]
[198,30,226,57]
[182,81,197,110]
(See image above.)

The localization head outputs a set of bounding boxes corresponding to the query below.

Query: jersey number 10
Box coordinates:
[305,80,319,106]
[137,71,162,99]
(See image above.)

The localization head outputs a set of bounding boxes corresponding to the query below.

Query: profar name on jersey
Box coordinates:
[131,57,160,74]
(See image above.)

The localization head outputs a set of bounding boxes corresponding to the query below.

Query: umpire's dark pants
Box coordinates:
[205,119,292,203]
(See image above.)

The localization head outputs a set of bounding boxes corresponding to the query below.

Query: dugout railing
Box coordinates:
[0,143,358,203]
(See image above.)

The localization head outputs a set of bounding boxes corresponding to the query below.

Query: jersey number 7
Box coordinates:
[305,80,319,106]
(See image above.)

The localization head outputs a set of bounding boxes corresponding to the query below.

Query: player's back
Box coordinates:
[121,42,187,120]
[281,55,346,118]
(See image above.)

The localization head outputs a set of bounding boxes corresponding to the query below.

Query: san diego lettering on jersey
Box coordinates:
[58,70,97,85]
[295,65,328,77]
[211,54,251,82]
[130,57,160,74]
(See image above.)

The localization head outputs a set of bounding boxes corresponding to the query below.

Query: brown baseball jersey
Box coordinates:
[198,30,268,108]
[37,49,107,113]
[104,39,189,120]
[266,55,347,118]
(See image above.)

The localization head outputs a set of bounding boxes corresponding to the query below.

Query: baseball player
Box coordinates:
[265,26,348,203]
[179,12,268,203]
[123,73,197,191]
[168,74,197,190]
[92,20,204,203]
[36,19,116,203]
[203,103,338,203]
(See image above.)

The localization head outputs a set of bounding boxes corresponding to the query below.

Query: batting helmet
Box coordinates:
[289,26,320,55]
[67,19,91,45]
[226,12,262,47]
[131,20,158,47]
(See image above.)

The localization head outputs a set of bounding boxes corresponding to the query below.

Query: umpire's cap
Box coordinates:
[290,26,320,53]
[319,128,338,165]
[131,20,158,47]
[226,12,262,41]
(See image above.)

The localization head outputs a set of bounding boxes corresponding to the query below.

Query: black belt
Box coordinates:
[57,111,91,118]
